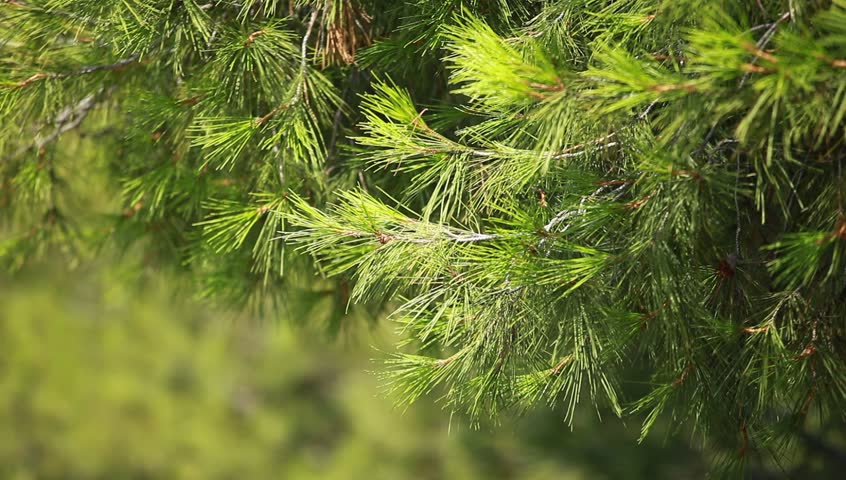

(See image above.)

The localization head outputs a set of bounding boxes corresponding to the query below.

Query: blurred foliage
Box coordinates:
[0,259,716,480]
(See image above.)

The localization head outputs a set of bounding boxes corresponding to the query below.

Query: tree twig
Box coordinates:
[9,87,114,160]
[7,55,140,89]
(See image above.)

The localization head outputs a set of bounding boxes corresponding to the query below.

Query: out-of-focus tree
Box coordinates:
[0,261,714,480]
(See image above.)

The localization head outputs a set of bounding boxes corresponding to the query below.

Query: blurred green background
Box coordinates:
[0,257,715,479]
[0,111,716,480]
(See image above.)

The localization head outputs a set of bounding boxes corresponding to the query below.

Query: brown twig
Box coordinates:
[7,55,139,89]
[671,169,702,180]
[673,363,694,387]
[549,355,574,376]
[626,194,652,209]
[244,30,265,47]
[434,350,463,368]
[741,42,779,64]
[739,420,750,458]
[739,11,791,88]
[255,104,289,127]
[374,231,393,245]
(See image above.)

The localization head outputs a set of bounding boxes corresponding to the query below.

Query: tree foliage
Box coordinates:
[4,261,716,480]
[3,0,846,474]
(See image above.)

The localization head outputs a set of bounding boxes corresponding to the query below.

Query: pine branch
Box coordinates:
[8,87,113,160]
[6,55,140,89]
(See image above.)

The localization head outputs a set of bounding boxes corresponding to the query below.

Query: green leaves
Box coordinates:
[443,12,563,112]
[585,48,697,113]
[355,80,476,219]
[205,21,299,109]
[188,20,341,173]
[283,189,499,301]
[197,193,287,284]
[190,116,264,170]
[198,194,284,254]
[764,223,846,290]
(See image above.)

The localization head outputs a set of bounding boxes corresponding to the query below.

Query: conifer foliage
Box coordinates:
[3,0,846,471]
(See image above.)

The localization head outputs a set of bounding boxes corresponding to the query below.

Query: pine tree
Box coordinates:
[3,0,846,474]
